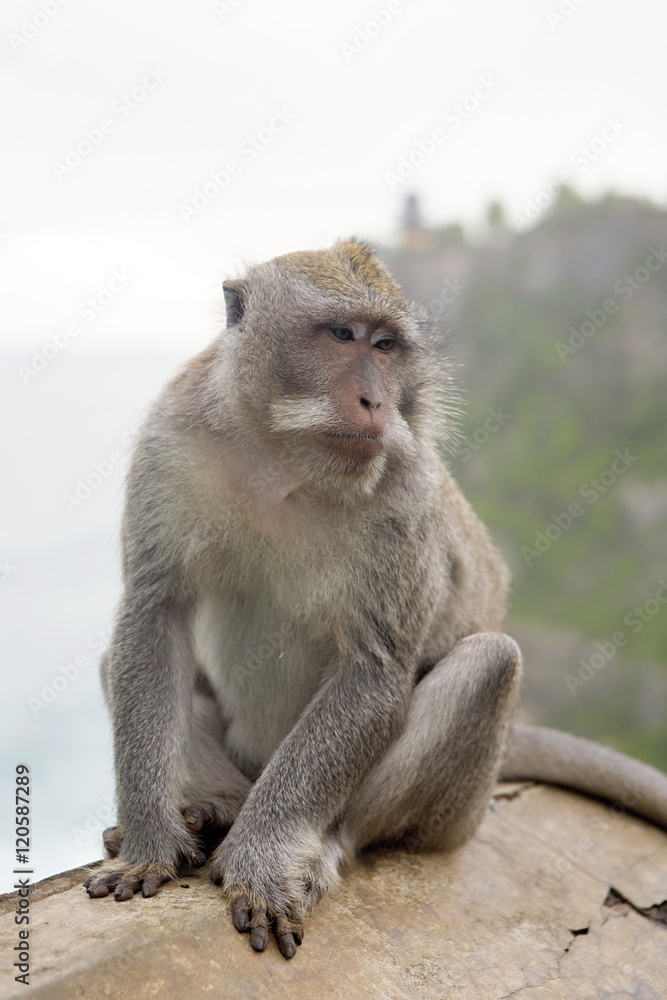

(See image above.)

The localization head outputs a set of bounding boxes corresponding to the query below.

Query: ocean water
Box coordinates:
[1,350,188,891]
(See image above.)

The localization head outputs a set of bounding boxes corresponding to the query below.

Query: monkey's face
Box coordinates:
[270,318,409,458]
[232,313,427,500]
[222,244,449,499]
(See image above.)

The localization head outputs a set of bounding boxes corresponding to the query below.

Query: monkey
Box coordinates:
[84,238,667,960]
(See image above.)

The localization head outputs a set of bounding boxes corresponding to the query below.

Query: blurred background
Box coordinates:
[1,0,666,890]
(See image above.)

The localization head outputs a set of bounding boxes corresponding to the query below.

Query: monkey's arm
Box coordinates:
[501,724,667,828]
[85,593,208,899]
[85,432,211,900]
[210,650,412,932]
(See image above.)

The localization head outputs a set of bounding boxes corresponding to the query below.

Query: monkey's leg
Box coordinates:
[179,686,253,848]
[339,632,522,854]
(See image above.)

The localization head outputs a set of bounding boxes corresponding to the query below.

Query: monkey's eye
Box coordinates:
[329,326,354,342]
[374,337,396,352]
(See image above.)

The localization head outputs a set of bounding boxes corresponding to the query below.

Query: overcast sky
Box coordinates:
[2,0,666,352]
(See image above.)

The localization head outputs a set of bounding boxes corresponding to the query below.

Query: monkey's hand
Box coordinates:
[210,820,340,959]
[208,655,410,957]
[84,812,210,901]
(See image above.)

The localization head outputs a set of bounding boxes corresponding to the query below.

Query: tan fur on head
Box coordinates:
[274,238,407,308]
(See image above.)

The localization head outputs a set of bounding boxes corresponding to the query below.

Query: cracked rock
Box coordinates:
[1,783,666,999]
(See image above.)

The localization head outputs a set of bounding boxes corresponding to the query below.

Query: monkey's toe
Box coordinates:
[141,873,165,897]
[248,909,270,952]
[186,843,209,869]
[182,801,230,857]
[183,801,217,832]
[114,879,140,901]
[84,871,122,897]
[102,825,123,859]
[232,894,250,931]
[87,883,112,898]
[275,912,303,958]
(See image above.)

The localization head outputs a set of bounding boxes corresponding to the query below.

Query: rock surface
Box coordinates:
[1,783,666,999]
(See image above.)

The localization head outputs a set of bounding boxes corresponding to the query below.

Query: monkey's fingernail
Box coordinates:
[88,884,110,898]
[142,875,162,897]
[277,934,296,959]
[233,895,249,931]
[233,910,247,932]
[250,926,268,951]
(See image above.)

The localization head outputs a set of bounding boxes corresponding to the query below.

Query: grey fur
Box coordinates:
[85,239,667,957]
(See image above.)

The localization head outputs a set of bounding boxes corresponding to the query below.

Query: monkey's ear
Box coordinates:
[222,280,247,327]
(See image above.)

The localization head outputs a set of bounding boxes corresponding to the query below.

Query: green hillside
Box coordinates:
[381,190,667,768]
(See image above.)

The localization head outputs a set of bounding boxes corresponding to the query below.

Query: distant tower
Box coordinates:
[400,193,432,251]
[401,193,422,230]
[487,200,509,241]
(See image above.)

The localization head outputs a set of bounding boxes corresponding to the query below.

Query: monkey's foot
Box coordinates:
[100,802,225,866]
[230,894,304,960]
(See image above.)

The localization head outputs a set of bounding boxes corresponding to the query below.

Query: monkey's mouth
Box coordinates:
[315,431,383,460]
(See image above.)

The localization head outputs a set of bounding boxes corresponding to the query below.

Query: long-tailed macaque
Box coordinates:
[84,239,667,959]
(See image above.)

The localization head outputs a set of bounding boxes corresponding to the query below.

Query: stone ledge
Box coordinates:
[1,783,666,999]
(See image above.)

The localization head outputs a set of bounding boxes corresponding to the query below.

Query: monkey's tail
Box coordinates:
[500,723,667,831]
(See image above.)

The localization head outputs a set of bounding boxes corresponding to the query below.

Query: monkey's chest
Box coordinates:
[191,586,337,775]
